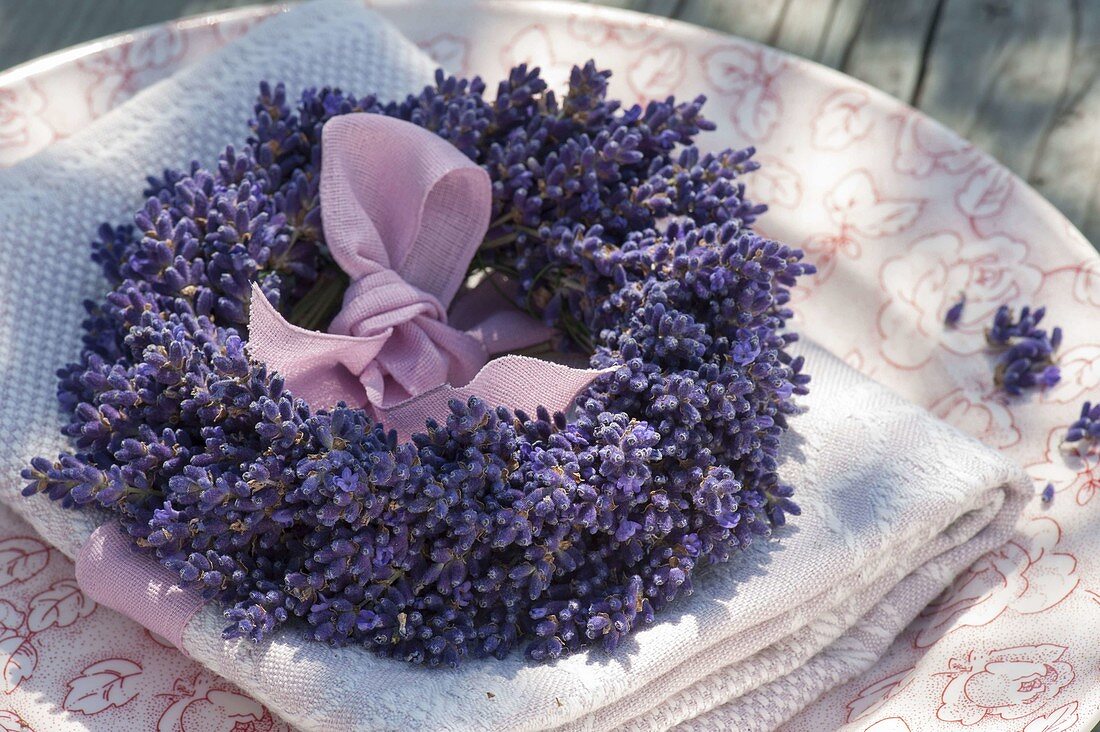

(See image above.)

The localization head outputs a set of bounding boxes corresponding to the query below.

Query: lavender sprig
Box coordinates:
[944,294,965,328]
[986,305,1062,395]
[1066,401,1100,444]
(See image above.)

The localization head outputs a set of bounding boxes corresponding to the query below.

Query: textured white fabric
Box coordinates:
[0,2,1032,731]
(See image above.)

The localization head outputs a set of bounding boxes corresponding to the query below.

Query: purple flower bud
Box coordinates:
[944,295,966,327]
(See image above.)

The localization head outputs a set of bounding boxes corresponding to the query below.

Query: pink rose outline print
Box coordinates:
[878,230,1041,369]
[812,89,874,151]
[157,673,287,732]
[0,82,54,167]
[937,644,1074,724]
[77,26,187,117]
[893,111,977,178]
[915,517,1078,648]
[0,539,49,589]
[1029,428,1100,507]
[62,658,143,715]
[0,633,36,695]
[418,34,470,76]
[700,44,786,142]
[1023,701,1080,732]
[0,710,33,732]
[805,170,924,288]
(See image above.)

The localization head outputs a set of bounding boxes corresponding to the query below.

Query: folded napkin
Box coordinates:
[0,2,1032,731]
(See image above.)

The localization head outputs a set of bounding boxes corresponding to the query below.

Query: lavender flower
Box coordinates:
[24,63,811,667]
[1066,401,1100,444]
[986,305,1062,395]
[944,294,965,328]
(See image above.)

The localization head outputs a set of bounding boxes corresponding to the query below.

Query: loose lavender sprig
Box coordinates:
[944,294,965,328]
[986,304,1062,395]
[1066,401,1100,444]
[25,64,812,667]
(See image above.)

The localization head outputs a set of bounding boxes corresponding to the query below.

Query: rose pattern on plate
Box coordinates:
[540,12,685,103]
[878,230,1042,369]
[0,603,23,633]
[77,27,187,117]
[863,719,912,732]
[624,41,685,103]
[937,644,1075,724]
[811,89,874,151]
[63,659,142,715]
[156,674,288,732]
[929,382,1021,450]
[26,580,95,633]
[892,111,978,179]
[1067,259,1100,307]
[212,11,276,46]
[0,710,33,732]
[1040,343,1100,405]
[956,165,1015,233]
[565,12,659,49]
[1022,701,1080,732]
[748,154,803,212]
[499,25,573,89]
[841,348,882,382]
[0,540,49,590]
[914,517,1078,648]
[0,633,36,696]
[1028,428,1100,507]
[0,575,103,699]
[5,5,1100,731]
[802,169,924,290]
[0,505,286,731]
[699,44,786,142]
[0,81,54,167]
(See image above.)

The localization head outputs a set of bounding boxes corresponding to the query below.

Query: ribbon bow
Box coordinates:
[249,114,607,438]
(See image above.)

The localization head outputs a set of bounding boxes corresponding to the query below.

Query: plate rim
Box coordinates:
[0,3,290,86]
[1,2,1099,727]
[0,0,1087,256]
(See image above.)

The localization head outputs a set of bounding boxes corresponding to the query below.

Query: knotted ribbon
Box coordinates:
[247,114,607,436]
[76,114,609,646]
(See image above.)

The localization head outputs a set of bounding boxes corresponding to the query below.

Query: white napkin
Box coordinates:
[0,2,1031,730]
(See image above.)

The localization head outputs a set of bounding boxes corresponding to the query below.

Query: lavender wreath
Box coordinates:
[23,63,813,667]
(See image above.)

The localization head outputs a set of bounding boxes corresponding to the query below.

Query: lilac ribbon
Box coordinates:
[248,114,606,436]
[75,114,609,642]
[76,521,203,653]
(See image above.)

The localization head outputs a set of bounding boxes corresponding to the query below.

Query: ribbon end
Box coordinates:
[378,355,615,441]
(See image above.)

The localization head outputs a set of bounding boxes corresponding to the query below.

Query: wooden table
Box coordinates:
[1,0,1097,246]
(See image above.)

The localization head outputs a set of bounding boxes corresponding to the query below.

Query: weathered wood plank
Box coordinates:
[0,0,187,72]
[916,0,1074,177]
[816,0,870,69]
[1030,0,1100,244]
[839,0,943,103]
[0,0,271,72]
[771,0,837,60]
[674,0,788,45]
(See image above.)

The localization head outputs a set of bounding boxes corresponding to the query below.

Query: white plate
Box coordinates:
[1,2,1098,730]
